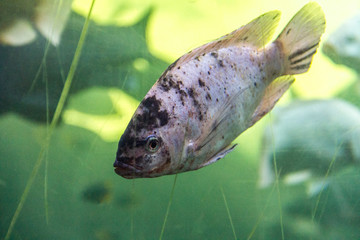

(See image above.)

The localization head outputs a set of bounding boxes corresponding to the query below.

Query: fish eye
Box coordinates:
[145,135,160,153]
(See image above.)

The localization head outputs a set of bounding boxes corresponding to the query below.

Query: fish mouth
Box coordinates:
[113,161,141,179]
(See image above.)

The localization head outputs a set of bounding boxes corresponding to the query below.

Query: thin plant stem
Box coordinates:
[159,174,178,240]
[3,1,96,239]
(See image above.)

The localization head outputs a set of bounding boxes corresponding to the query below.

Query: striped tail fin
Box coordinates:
[275,2,326,75]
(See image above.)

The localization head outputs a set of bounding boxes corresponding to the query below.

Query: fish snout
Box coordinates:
[114,156,141,178]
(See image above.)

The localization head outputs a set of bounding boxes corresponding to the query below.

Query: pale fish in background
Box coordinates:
[322,13,360,74]
[114,2,326,178]
[0,0,72,46]
[258,99,360,196]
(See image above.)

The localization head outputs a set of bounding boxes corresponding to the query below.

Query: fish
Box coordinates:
[0,0,71,46]
[114,2,326,179]
[258,99,360,194]
[322,13,360,74]
[82,182,112,204]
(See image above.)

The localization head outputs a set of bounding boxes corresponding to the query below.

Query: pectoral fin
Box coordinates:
[250,75,295,126]
[193,86,249,154]
[198,144,238,169]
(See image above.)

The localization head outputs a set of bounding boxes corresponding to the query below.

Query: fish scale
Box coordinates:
[114,2,326,178]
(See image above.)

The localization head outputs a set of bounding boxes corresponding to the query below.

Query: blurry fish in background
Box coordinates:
[94,229,117,240]
[258,99,360,196]
[81,181,142,208]
[322,13,360,74]
[114,2,326,178]
[322,13,360,108]
[82,182,113,204]
[0,0,72,46]
[114,191,142,209]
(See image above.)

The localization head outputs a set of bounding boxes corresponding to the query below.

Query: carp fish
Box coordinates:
[114,2,326,179]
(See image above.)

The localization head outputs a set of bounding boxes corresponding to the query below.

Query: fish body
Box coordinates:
[114,2,326,178]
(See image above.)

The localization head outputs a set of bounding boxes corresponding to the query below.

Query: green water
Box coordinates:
[1,0,359,239]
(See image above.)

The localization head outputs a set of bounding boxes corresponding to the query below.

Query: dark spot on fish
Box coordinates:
[183,71,186,75]
[177,66,181,69]
[195,56,200,61]
[254,82,257,87]
[159,76,174,92]
[178,89,187,106]
[117,127,136,151]
[206,93,212,101]
[216,98,219,102]
[116,156,133,164]
[243,36,248,41]
[158,111,169,126]
[198,78,205,87]
[195,64,199,68]
[179,89,187,97]
[135,96,169,130]
[187,87,203,121]
[208,71,211,75]
[218,59,224,67]
[286,28,292,35]
[210,52,218,58]
[188,88,195,98]
[159,75,185,94]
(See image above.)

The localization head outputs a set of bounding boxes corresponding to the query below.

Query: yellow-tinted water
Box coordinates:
[1,0,359,239]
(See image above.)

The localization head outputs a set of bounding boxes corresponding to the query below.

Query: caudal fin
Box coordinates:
[275,2,326,75]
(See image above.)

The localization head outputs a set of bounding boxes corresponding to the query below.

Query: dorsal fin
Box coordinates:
[220,10,281,48]
[175,10,281,66]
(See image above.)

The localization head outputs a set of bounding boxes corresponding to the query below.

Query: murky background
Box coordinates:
[1,0,359,239]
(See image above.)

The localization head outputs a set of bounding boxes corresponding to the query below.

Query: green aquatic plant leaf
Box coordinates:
[0,8,167,122]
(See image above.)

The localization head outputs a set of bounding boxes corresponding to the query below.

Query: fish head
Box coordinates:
[114,95,174,178]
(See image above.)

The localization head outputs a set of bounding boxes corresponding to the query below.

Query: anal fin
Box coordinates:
[251,75,295,126]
